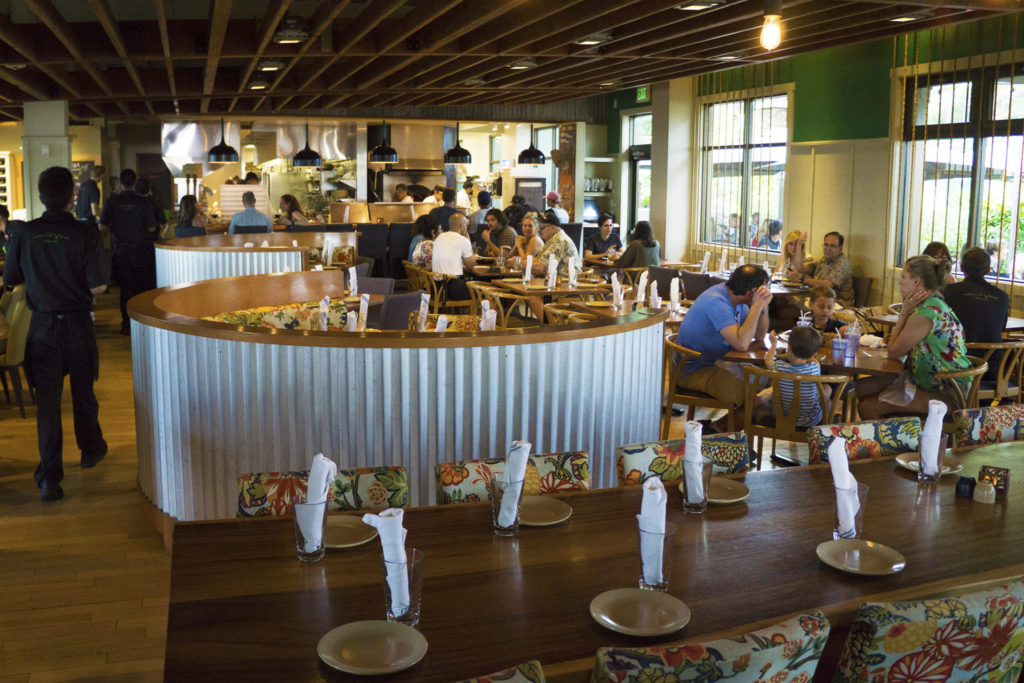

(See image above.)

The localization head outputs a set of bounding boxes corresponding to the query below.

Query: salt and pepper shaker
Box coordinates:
[973,479,997,504]
[955,476,976,499]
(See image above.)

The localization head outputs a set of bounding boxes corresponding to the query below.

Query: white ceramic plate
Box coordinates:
[589,588,691,636]
[676,478,750,504]
[816,539,906,576]
[895,452,963,476]
[324,515,378,549]
[317,620,428,675]
[519,496,572,527]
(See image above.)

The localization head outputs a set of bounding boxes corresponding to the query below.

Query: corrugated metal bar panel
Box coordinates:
[156,247,304,287]
[134,321,664,521]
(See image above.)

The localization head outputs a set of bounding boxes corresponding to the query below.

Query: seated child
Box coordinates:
[756,325,824,427]
[807,285,846,334]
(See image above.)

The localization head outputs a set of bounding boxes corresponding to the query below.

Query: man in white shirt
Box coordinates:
[456,180,473,212]
[420,185,444,205]
[545,191,570,224]
[395,184,414,203]
[432,213,477,300]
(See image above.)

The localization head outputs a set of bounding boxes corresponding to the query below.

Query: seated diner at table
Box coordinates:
[509,212,544,263]
[227,191,273,234]
[855,255,971,419]
[775,229,809,276]
[173,194,207,238]
[276,194,309,228]
[940,246,1008,382]
[410,214,439,266]
[676,265,772,428]
[432,213,477,300]
[756,325,824,428]
[787,231,854,307]
[481,208,517,257]
[519,210,583,319]
[922,240,957,285]
[583,213,622,259]
[807,285,846,334]
[613,220,661,270]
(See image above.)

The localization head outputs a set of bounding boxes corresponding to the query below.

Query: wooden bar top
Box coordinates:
[165,447,1024,681]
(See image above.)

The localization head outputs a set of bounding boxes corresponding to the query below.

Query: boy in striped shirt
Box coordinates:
[756,325,824,427]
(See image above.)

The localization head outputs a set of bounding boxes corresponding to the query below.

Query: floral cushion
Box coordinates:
[407,312,482,332]
[435,452,590,505]
[807,418,920,465]
[204,298,349,331]
[614,433,750,487]
[952,404,1024,448]
[835,578,1024,683]
[456,660,545,683]
[592,610,829,683]
[237,465,408,517]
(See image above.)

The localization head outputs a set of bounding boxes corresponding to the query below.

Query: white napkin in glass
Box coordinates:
[636,272,649,307]
[312,264,324,271]
[322,236,339,266]
[243,242,254,248]
[318,296,329,332]
[547,255,558,289]
[650,281,660,309]
[348,266,358,297]
[700,251,711,274]
[763,260,771,273]
[636,477,667,586]
[670,277,680,312]
[738,254,745,266]
[498,441,532,527]
[343,312,357,332]
[523,255,533,284]
[568,258,577,287]
[434,314,449,332]
[260,240,269,247]
[717,252,727,274]
[297,454,337,553]
[611,272,623,306]
[356,293,369,332]
[292,239,299,247]
[417,293,430,332]
[361,509,410,616]
[683,421,705,504]
[920,400,947,476]
[828,437,860,538]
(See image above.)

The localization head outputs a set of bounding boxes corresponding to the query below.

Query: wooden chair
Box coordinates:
[834,578,1024,682]
[617,266,647,286]
[481,288,535,328]
[662,334,735,440]
[236,465,409,517]
[851,275,873,307]
[434,452,590,504]
[543,303,577,326]
[0,298,33,418]
[934,355,988,410]
[567,312,596,323]
[439,274,474,313]
[593,611,830,682]
[615,432,750,485]
[966,340,1024,405]
[466,280,495,316]
[740,364,852,469]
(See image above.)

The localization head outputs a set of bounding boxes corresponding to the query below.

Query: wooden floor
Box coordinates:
[0,292,168,683]
[0,292,798,681]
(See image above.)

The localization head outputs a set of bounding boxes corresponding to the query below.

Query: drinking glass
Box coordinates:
[488,475,524,536]
[382,548,424,627]
[292,497,328,562]
[918,435,947,485]
[833,483,869,540]
[637,522,678,591]
[681,455,713,514]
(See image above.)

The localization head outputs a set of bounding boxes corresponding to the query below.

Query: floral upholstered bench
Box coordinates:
[435,452,590,504]
[951,404,1024,448]
[236,465,408,517]
[615,433,750,486]
[807,417,921,464]
[203,297,350,330]
[407,313,482,332]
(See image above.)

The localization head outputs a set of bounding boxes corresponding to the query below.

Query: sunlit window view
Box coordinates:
[699,94,788,250]
[902,69,1024,279]
[631,114,652,223]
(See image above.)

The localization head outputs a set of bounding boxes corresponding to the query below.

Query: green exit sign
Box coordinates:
[636,86,650,103]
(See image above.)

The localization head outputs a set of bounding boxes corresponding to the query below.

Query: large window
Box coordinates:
[899,65,1024,278]
[698,93,788,250]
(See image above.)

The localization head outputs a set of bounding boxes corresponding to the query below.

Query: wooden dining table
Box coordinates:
[726,340,905,377]
[867,312,1024,332]
[164,447,1024,681]
[491,278,611,298]
[571,300,685,328]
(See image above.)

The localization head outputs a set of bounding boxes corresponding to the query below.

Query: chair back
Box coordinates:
[287,223,353,233]
[582,225,601,246]
[807,416,921,464]
[0,284,25,317]
[618,267,647,286]
[593,610,830,682]
[357,277,395,295]
[481,288,532,328]
[851,275,873,307]
[466,280,495,315]
[562,222,583,252]
[379,290,425,330]
[934,355,988,409]
[354,223,388,274]
[231,225,271,235]
[543,303,577,326]
[456,660,544,683]
[435,452,590,504]
[741,364,852,454]
[679,270,712,299]
[386,222,414,276]
[647,266,679,298]
[236,465,409,517]
[835,578,1024,682]
[567,312,595,323]
[616,432,750,485]
[966,340,1024,401]
[3,299,30,366]
[951,403,1024,448]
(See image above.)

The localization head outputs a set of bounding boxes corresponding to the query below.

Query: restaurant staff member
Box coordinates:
[5,166,109,502]
[100,168,158,336]
[75,165,104,230]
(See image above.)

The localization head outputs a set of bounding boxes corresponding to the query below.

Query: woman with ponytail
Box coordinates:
[856,254,971,418]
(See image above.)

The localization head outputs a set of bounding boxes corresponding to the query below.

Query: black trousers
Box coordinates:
[26,312,106,486]
[112,246,156,326]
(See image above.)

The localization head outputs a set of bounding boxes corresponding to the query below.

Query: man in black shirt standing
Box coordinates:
[74,165,103,230]
[945,246,1009,381]
[4,166,109,501]
[100,168,157,335]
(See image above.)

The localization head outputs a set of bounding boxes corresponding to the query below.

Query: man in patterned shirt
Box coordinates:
[787,231,854,307]
[531,210,581,278]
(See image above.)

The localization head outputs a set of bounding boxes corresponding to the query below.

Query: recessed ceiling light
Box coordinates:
[273,17,309,44]
[574,31,613,46]
[674,1,723,10]
[257,59,285,72]
[509,58,537,70]
[249,76,271,90]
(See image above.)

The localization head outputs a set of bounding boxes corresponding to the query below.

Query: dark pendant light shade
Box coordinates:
[369,120,399,164]
[517,124,545,165]
[444,122,472,164]
[207,118,239,163]
[293,122,322,167]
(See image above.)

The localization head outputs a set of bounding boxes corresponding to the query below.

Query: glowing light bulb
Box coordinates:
[760,14,782,51]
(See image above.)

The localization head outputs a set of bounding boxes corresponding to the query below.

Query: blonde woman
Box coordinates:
[511,212,544,262]
[776,230,810,276]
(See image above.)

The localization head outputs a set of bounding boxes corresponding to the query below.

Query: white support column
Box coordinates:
[650,78,695,261]
[22,101,71,220]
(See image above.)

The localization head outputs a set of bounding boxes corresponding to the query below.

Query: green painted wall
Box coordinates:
[606,89,646,153]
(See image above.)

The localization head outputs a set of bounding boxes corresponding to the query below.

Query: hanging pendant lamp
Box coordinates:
[207,118,239,162]
[517,124,545,165]
[293,122,322,167]
[443,122,472,164]
[369,120,399,163]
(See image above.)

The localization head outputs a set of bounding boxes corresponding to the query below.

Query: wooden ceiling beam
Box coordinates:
[152,0,177,112]
[88,0,153,115]
[228,0,293,112]
[200,0,232,114]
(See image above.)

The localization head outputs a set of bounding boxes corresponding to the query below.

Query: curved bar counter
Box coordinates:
[129,271,666,521]
[155,232,358,288]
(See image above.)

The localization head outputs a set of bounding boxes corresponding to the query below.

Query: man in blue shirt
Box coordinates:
[676,264,772,413]
[228,191,273,234]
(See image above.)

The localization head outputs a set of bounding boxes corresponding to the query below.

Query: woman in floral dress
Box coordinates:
[856,255,971,419]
